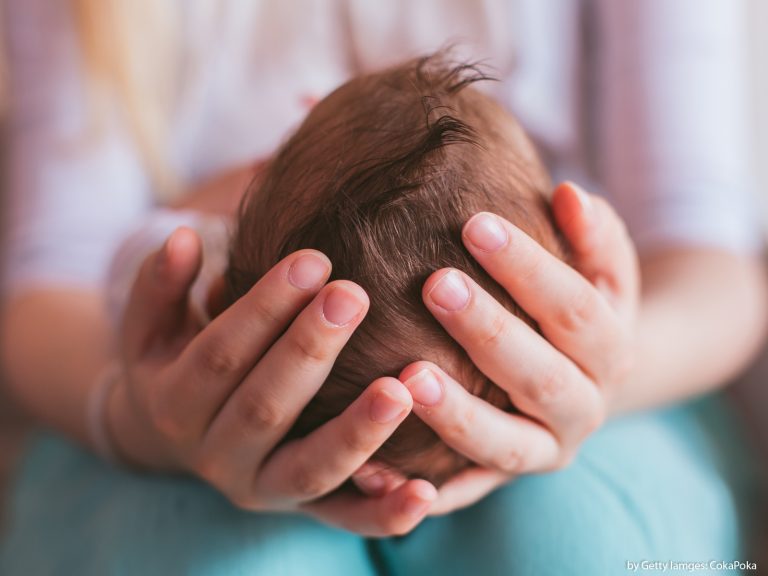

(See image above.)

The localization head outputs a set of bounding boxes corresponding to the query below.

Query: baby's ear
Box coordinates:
[205,274,229,319]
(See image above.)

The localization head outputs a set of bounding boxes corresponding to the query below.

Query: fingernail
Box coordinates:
[464,213,507,252]
[428,271,469,311]
[369,390,409,423]
[323,287,365,326]
[404,369,442,406]
[288,253,330,290]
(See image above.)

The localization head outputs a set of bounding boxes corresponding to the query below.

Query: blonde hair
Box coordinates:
[0,7,9,115]
[72,0,179,199]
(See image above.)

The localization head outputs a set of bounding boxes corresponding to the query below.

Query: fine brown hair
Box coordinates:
[225,54,565,486]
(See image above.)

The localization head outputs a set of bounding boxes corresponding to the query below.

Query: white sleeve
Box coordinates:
[1,0,154,295]
[594,0,761,254]
[105,210,230,330]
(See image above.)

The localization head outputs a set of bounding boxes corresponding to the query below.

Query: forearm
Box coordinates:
[0,289,113,448]
[0,163,252,447]
[614,247,768,413]
[170,161,260,216]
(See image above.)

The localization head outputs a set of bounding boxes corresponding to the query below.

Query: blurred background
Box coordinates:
[749,0,768,228]
[1,0,768,526]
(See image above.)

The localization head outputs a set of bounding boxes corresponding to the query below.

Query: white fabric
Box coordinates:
[105,210,229,328]
[2,0,761,294]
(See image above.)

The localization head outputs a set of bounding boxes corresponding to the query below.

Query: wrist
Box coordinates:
[86,363,123,463]
[106,373,176,472]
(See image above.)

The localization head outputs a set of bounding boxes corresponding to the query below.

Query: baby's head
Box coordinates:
[225,54,566,486]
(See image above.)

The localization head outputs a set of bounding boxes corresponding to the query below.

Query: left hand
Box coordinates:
[353,182,640,515]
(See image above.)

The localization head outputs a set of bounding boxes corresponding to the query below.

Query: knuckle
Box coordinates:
[517,251,545,284]
[291,463,328,499]
[531,365,569,405]
[288,331,334,365]
[200,342,242,377]
[490,447,525,474]
[555,287,597,333]
[248,297,283,329]
[477,315,508,350]
[235,392,285,431]
[445,406,476,440]
[340,425,375,455]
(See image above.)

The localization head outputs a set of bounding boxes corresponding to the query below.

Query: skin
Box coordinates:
[355,184,768,514]
[2,175,766,534]
[110,232,436,535]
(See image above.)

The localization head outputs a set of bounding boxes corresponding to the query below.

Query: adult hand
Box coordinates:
[354,182,639,515]
[108,227,437,536]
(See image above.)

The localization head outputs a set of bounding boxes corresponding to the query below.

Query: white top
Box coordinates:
[2,0,759,294]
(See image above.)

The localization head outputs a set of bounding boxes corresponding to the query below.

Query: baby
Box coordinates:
[223,54,566,486]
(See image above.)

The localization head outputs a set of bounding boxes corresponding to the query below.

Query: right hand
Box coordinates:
[108,226,437,536]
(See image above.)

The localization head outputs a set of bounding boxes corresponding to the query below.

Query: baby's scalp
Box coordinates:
[225,53,565,485]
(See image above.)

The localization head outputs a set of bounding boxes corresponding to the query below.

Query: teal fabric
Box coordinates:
[0,396,761,576]
[375,396,761,576]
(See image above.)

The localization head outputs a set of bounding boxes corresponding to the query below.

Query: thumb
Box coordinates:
[551,182,639,311]
[122,227,203,360]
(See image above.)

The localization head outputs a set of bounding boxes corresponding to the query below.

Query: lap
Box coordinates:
[375,396,760,576]
[1,396,759,576]
[0,434,376,576]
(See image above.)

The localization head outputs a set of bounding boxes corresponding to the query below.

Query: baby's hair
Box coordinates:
[225,52,565,485]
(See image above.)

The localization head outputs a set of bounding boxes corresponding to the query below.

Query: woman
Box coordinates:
[1,1,765,574]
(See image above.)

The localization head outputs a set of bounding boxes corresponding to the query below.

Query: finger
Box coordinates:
[256,378,412,505]
[123,227,202,359]
[421,271,605,438]
[197,281,369,487]
[300,480,437,537]
[151,249,331,442]
[551,182,639,311]
[458,212,625,380]
[352,461,408,497]
[429,467,508,516]
[399,362,563,473]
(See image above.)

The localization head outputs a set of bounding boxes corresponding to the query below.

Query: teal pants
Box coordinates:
[0,396,761,575]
